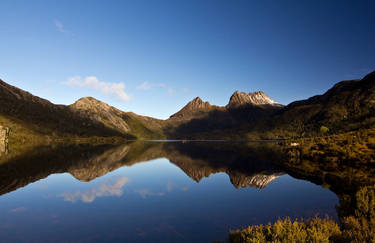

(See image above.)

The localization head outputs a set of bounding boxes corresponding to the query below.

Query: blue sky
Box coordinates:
[1,0,374,119]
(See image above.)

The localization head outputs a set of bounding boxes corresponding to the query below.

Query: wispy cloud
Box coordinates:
[181,186,189,191]
[136,81,165,90]
[166,182,175,192]
[9,207,27,213]
[135,189,165,198]
[54,19,66,33]
[136,81,183,97]
[167,88,174,96]
[58,177,130,203]
[65,76,130,101]
[166,182,189,192]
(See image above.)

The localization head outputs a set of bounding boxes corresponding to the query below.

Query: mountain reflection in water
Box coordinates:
[0,141,373,242]
[0,141,287,195]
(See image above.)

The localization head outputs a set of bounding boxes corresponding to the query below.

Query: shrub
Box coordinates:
[320,126,330,134]
[339,186,375,242]
[228,217,341,243]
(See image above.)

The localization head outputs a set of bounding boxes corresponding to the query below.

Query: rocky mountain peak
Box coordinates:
[169,97,212,119]
[69,96,130,133]
[227,90,279,108]
[70,97,112,111]
[187,97,209,109]
[229,172,284,189]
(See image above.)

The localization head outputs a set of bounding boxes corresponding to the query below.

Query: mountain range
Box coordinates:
[1,71,374,141]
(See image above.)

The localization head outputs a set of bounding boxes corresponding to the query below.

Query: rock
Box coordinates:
[0,126,11,141]
[229,171,284,189]
[226,90,280,108]
[0,126,10,155]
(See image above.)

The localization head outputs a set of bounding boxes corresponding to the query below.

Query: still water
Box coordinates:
[0,141,339,242]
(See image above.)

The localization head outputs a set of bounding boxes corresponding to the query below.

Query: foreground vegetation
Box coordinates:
[338,185,375,242]
[228,217,341,243]
[225,126,375,243]
[294,126,375,164]
[227,186,375,242]
[226,185,375,242]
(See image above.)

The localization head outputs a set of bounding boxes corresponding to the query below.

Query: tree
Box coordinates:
[320,126,329,134]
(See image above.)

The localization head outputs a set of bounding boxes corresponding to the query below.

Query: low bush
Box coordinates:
[228,217,341,243]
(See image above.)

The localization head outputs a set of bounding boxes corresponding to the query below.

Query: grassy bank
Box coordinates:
[227,185,375,243]
[287,126,375,164]
[227,217,341,243]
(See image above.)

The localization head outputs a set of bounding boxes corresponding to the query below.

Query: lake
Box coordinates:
[0,141,343,242]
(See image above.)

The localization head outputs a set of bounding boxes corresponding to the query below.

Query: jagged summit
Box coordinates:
[169,97,212,119]
[185,97,211,109]
[229,172,284,189]
[169,91,282,122]
[227,90,279,108]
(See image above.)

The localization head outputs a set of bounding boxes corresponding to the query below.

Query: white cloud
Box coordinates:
[137,81,152,90]
[65,76,130,101]
[136,81,165,90]
[58,177,130,203]
[167,88,174,96]
[54,19,65,33]
[137,81,182,98]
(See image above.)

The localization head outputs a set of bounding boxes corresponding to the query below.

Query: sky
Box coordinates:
[1,0,374,119]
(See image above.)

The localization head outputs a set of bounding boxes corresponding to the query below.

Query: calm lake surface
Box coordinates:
[0,141,339,243]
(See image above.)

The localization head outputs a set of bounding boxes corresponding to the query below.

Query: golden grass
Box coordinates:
[228,217,341,243]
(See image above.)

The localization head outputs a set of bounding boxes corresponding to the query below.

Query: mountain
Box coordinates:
[166,90,283,138]
[169,97,216,120]
[0,79,163,141]
[227,90,280,108]
[1,70,374,141]
[70,97,165,139]
[70,97,131,134]
[248,71,375,138]
[169,90,281,120]
[0,76,283,140]
[0,79,129,141]
[179,71,375,139]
